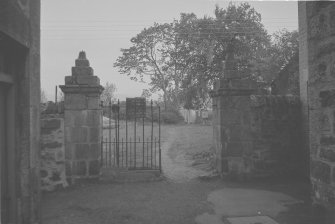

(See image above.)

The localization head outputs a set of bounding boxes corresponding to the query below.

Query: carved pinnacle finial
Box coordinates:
[78,51,86,60]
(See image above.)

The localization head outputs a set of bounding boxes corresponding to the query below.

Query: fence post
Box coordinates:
[142,106,145,168]
[151,100,153,168]
[109,100,112,167]
[134,101,137,168]
[159,106,161,172]
[126,101,128,167]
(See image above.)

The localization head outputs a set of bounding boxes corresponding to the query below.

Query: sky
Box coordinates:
[41,0,298,101]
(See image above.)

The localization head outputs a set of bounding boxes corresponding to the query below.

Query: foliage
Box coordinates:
[141,89,152,100]
[58,91,64,102]
[41,88,48,103]
[250,29,299,83]
[114,23,176,109]
[160,109,184,124]
[114,2,296,110]
[101,82,117,105]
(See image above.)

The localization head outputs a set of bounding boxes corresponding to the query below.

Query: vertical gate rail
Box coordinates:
[101,99,161,171]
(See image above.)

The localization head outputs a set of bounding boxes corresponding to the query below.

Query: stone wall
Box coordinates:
[299,2,335,208]
[211,80,304,179]
[40,112,68,191]
[250,95,304,176]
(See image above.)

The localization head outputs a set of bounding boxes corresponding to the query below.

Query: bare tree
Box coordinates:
[101,82,117,105]
[41,88,48,103]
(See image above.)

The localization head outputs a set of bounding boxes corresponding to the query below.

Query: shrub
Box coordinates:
[160,109,184,124]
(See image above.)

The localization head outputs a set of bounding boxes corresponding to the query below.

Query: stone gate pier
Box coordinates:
[60,51,104,184]
[211,77,303,179]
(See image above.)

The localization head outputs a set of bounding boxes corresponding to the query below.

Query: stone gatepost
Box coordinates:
[60,51,103,184]
[210,77,263,178]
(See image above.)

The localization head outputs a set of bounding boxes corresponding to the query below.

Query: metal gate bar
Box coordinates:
[101,99,161,171]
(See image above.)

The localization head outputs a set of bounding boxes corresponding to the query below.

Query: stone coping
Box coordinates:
[59,85,104,94]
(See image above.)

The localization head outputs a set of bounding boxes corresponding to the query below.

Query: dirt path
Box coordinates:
[161,125,213,183]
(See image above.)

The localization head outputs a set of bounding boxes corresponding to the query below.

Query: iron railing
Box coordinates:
[101,99,161,171]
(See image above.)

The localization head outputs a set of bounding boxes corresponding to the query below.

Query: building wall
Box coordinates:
[299,1,335,208]
[0,0,41,223]
[0,0,31,47]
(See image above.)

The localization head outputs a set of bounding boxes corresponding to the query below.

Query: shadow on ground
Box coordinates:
[42,125,335,224]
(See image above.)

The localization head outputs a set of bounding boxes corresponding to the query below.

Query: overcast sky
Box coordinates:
[41,0,298,101]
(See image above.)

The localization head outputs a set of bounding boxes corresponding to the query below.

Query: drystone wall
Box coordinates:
[40,103,68,191]
[40,114,67,191]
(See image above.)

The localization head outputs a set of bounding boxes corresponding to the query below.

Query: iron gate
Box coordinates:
[101,98,161,171]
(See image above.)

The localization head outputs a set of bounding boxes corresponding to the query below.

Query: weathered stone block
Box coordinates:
[75,75,100,85]
[316,43,335,59]
[65,76,73,85]
[64,94,87,110]
[311,160,331,184]
[65,142,72,160]
[42,142,62,149]
[75,144,90,159]
[55,150,64,161]
[87,96,100,109]
[74,112,86,127]
[318,62,328,77]
[71,127,88,143]
[72,66,93,76]
[226,141,244,157]
[221,158,229,173]
[330,10,335,32]
[64,111,86,127]
[50,171,61,181]
[64,127,72,142]
[320,113,331,133]
[321,136,335,146]
[73,161,87,176]
[309,13,328,39]
[332,59,335,77]
[320,90,335,107]
[320,147,335,162]
[42,119,61,129]
[89,127,100,142]
[86,110,100,126]
[89,160,100,175]
[75,59,90,67]
[90,143,100,159]
[221,109,241,124]
[40,170,48,178]
[65,161,72,176]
